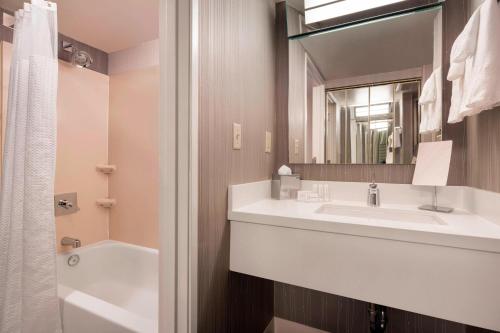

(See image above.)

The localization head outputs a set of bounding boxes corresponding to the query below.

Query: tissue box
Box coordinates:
[271,174,301,200]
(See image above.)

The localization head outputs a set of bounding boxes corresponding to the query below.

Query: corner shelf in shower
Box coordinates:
[96,199,116,208]
[96,164,117,174]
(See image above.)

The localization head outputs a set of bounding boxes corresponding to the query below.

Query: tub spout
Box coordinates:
[61,237,81,248]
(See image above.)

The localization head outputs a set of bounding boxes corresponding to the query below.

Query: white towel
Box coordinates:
[419,68,442,134]
[447,7,480,123]
[464,0,500,112]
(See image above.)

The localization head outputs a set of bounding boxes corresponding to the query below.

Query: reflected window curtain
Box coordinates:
[0,1,61,332]
[356,123,362,163]
[363,125,369,163]
[344,107,351,164]
[371,130,378,164]
[350,109,358,163]
[378,130,388,164]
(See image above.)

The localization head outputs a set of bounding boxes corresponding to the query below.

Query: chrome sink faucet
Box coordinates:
[61,237,81,248]
[367,182,380,207]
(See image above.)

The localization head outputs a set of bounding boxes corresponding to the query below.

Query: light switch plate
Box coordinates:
[265,131,272,153]
[233,123,241,150]
[294,139,299,155]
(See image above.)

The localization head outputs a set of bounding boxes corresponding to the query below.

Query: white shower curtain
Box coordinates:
[0,1,61,332]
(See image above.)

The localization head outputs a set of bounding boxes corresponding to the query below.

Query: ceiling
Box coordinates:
[299,8,438,80]
[0,0,159,53]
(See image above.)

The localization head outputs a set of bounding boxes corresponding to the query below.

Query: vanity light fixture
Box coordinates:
[304,0,407,24]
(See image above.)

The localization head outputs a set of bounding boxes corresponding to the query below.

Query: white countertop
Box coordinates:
[228,181,500,253]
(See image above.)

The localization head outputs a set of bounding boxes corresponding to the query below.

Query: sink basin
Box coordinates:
[315,204,446,225]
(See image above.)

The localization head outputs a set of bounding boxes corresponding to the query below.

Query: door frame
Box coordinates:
[159,0,198,332]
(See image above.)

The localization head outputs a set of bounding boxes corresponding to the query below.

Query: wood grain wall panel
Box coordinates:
[466,109,500,193]
[230,273,274,333]
[198,0,276,332]
[441,0,468,186]
[291,164,415,184]
[275,282,496,333]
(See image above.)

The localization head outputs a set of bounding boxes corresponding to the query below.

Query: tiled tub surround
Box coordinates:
[229,180,500,331]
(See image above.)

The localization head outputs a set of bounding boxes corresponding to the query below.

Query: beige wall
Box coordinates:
[1,42,110,252]
[1,42,8,176]
[55,61,110,252]
[108,65,159,248]
[198,0,276,331]
[0,41,160,250]
[1,40,160,251]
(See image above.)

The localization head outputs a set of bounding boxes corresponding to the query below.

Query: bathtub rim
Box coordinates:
[57,240,159,333]
[58,239,159,256]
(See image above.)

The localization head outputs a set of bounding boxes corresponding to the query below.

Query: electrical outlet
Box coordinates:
[265,131,272,153]
[233,123,241,150]
[294,139,299,155]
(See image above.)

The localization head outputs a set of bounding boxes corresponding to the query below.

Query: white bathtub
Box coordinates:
[57,240,158,333]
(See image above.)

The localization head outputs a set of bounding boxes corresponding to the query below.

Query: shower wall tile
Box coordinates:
[108,65,160,249]
[54,61,110,252]
[108,39,159,75]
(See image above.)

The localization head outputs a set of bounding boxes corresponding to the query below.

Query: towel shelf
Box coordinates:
[96,199,116,208]
[96,164,117,174]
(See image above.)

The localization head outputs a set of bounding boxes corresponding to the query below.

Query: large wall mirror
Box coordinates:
[287,2,443,165]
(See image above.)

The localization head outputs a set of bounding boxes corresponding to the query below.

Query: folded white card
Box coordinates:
[412,141,453,187]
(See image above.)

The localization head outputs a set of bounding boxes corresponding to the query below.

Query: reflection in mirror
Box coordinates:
[326,81,420,165]
[287,5,443,165]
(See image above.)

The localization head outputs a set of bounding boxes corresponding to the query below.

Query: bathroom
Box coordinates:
[0,0,500,333]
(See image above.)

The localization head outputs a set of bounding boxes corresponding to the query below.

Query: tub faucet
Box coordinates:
[367,182,380,207]
[61,237,81,248]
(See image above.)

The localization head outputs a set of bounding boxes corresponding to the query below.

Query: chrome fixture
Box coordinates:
[367,182,380,207]
[71,49,93,68]
[54,192,80,216]
[62,40,93,68]
[61,237,81,249]
[58,199,73,210]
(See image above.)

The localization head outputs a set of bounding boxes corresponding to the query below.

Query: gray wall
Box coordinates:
[197,0,276,332]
